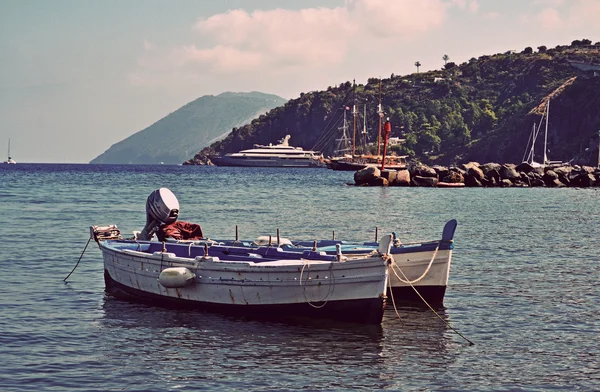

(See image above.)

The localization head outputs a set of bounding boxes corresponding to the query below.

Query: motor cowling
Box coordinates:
[137,188,179,240]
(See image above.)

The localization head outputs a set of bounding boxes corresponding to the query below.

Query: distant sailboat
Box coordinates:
[522,98,559,167]
[4,139,16,164]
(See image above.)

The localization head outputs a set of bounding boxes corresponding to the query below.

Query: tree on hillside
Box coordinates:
[443,54,450,65]
[538,45,547,53]
[415,61,422,73]
[444,62,457,70]
[522,47,533,54]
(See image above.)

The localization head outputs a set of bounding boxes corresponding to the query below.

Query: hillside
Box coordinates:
[90,92,287,164]
[189,40,600,166]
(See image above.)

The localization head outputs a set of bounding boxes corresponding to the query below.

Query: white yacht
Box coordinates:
[211,135,322,167]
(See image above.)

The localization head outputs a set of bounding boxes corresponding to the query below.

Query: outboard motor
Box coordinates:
[137,188,180,241]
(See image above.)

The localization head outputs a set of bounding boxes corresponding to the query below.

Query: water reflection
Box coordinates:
[98,297,464,390]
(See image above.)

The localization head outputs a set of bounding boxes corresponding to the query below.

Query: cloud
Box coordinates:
[129,0,453,89]
[345,0,448,37]
[520,0,600,31]
[536,7,564,29]
[568,0,600,26]
[468,0,480,14]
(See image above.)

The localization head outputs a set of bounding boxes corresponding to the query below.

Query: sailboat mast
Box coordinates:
[543,99,549,165]
[528,122,536,163]
[363,104,367,149]
[377,79,382,156]
[352,79,357,156]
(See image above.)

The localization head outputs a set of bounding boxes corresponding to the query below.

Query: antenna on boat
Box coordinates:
[332,230,335,240]
[312,240,317,251]
[204,243,209,257]
[277,228,280,246]
[375,227,378,242]
[235,225,239,243]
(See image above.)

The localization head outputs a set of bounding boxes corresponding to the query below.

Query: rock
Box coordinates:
[571,173,595,187]
[354,166,381,185]
[464,174,482,187]
[500,179,513,187]
[411,163,438,178]
[393,170,411,186]
[412,175,438,187]
[381,170,397,183]
[480,162,501,176]
[519,172,531,187]
[580,166,596,174]
[461,161,480,172]
[499,164,520,180]
[433,165,449,179]
[515,162,535,173]
[467,166,485,181]
[542,170,565,187]
[369,177,389,186]
[485,168,501,183]
[553,166,573,177]
[449,166,466,176]
[530,177,546,187]
[442,171,464,183]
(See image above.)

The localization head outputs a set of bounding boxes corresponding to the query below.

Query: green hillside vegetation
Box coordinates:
[90,92,287,164]
[192,39,600,166]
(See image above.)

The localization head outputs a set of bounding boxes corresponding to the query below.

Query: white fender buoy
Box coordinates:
[158,267,196,288]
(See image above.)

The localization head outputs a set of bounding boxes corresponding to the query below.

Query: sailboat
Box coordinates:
[4,139,16,164]
[522,98,560,168]
[328,80,407,171]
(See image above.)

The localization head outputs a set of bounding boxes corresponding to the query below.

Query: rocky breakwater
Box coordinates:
[353,162,600,188]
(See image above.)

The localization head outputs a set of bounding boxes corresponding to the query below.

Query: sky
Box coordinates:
[1,0,599,163]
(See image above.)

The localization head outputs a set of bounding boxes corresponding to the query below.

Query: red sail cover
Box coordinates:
[157,221,204,241]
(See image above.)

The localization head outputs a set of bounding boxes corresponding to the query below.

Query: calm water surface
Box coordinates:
[0,164,598,391]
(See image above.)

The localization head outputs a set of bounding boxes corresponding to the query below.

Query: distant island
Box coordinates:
[188,39,600,167]
[89,92,287,165]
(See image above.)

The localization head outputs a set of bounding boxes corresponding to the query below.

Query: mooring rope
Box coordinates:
[63,237,92,282]
[391,261,474,346]
[391,240,441,285]
[385,259,404,326]
[299,259,335,308]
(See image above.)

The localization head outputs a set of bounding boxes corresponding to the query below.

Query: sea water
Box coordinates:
[0,164,598,391]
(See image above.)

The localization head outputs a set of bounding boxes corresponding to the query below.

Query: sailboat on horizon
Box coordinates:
[4,138,16,164]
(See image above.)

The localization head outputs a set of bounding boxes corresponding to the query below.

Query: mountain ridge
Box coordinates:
[90,91,287,164]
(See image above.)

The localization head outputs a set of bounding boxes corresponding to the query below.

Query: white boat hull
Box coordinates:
[387,248,452,306]
[99,241,389,324]
[211,155,319,168]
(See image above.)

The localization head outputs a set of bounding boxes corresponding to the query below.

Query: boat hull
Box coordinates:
[211,156,319,168]
[329,160,406,171]
[387,248,452,307]
[104,269,385,324]
[99,241,388,325]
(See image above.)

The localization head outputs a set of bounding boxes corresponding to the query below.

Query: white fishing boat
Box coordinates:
[285,220,456,306]
[90,188,391,325]
[4,138,16,164]
[211,135,322,168]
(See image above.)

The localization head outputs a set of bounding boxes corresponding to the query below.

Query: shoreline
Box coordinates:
[352,161,600,188]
